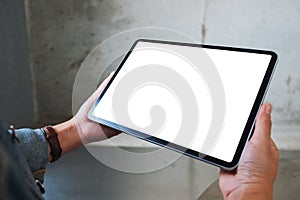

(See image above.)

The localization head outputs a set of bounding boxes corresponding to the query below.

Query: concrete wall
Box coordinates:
[24,0,206,125]
[202,0,300,150]
[0,0,35,127]
[24,0,300,148]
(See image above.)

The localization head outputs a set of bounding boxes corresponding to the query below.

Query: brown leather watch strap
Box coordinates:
[42,126,62,163]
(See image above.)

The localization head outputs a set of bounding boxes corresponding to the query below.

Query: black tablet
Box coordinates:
[88,39,277,170]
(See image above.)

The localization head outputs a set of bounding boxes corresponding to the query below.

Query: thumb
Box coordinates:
[250,103,272,144]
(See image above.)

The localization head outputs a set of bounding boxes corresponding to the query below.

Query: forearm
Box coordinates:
[47,118,82,162]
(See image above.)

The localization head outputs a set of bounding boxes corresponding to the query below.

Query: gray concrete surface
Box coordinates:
[44,146,219,200]
[23,0,300,148]
[44,148,300,200]
[0,0,35,127]
[24,0,206,125]
[203,0,300,125]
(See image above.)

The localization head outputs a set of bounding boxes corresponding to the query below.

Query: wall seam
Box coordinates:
[23,0,38,126]
[201,0,208,44]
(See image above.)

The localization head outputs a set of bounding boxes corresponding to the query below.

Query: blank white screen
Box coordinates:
[92,41,271,162]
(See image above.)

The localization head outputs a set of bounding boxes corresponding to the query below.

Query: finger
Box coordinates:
[250,103,272,143]
[90,72,115,103]
[93,71,115,96]
[270,138,276,149]
[270,138,279,156]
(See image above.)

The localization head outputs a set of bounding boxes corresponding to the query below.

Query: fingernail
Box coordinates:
[265,103,272,114]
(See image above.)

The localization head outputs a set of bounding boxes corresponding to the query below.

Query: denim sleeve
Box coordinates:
[15,128,48,173]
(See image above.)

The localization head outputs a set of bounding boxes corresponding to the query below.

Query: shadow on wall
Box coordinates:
[0,0,35,127]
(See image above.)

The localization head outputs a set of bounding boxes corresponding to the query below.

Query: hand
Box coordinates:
[73,72,121,144]
[219,103,279,200]
[49,72,120,161]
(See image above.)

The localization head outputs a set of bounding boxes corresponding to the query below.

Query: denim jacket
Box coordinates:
[0,123,48,200]
[15,128,48,174]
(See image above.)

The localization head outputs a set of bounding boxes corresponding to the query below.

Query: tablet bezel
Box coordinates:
[88,39,278,170]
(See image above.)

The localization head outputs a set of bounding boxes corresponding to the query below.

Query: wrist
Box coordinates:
[43,126,62,163]
[53,118,82,154]
[226,185,273,200]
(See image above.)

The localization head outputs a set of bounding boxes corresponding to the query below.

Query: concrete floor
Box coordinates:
[43,146,219,200]
[43,147,300,200]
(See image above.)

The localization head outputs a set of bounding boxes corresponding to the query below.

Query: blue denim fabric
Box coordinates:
[0,125,45,199]
[15,128,48,173]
